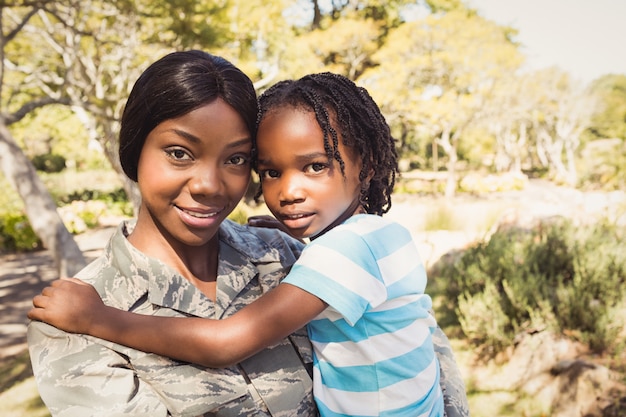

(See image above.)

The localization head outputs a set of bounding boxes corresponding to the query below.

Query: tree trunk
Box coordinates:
[0,122,86,277]
[444,148,458,198]
[436,126,458,198]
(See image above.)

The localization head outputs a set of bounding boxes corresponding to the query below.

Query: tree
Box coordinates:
[363,9,523,196]
[480,73,536,173]
[0,3,85,276]
[528,68,598,185]
[0,0,240,274]
[585,74,626,141]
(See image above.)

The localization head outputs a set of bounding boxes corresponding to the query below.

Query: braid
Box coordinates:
[255,72,398,215]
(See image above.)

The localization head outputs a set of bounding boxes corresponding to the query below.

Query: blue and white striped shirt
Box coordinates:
[283,214,443,417]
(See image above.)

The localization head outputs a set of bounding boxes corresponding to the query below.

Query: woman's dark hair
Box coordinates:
[256,72,398,215]
[119,50,258,181]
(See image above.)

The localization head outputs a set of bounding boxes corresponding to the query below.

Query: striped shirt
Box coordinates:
[283,214,444,417]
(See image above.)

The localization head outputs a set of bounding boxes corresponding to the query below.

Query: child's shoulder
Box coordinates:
[342,214,406,234]
[315,215,410,247]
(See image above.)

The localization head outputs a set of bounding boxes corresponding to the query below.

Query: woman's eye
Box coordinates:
[165,148,191,161]
[228,155,249,166]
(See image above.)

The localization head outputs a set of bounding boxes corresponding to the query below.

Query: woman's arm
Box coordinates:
[27,320,171,416]
[28,278,326,367]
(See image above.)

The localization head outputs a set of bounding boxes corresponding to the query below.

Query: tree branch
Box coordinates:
[4,97,70,125]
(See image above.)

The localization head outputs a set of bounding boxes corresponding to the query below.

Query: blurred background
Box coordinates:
[0,1,625,416]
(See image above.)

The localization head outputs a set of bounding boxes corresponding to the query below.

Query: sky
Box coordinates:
[465,0,626,83]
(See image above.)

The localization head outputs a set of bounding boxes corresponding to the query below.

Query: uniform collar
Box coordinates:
[104,219,284,318]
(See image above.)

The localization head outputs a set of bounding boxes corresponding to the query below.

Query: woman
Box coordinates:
[27,50,316,416]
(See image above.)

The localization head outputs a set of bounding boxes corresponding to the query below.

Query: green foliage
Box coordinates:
[228,206,250,225]
[422,204,460,231]
[58,187,129,205]
[0,351,49,417]
[57,187,133,233]
[141,0,231,49]
[0,212,42,253]
[40,170,125,204]
[0,176,23,214]
[30,154,66,173]
[11,105,90,165]
[58,200,107,234]
[458,172,528,194]
[585,74,626,141]
[430,217,626,354]
[578,138,626,191]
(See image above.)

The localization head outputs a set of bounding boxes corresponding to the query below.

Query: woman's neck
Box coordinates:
[127,218,220,300]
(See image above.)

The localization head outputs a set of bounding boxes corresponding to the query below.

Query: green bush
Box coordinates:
[31,153,66,173]
[0,212,42,252]
[58,187,128,204]
[429,217,626,355]
[57,187,133,230]
[228,206,249,225]
[58,200,109,234]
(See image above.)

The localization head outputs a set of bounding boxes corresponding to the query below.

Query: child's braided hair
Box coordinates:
[254,72,398,216]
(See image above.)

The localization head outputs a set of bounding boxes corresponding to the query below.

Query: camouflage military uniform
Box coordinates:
[28,219,317,417]
[433,327,471,417]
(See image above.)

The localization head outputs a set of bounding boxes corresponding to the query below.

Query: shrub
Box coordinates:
[429,217,626,355]
[0,212,42,252]
[58,200,108,234]
[58,187,134,227]
[228,206,249,225]
[31,153,66,173]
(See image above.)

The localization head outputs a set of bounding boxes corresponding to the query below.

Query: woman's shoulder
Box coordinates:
[220,219,304,261]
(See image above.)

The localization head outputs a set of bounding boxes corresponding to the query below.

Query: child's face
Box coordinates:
[257,106,363,239]
[135,98,251,248]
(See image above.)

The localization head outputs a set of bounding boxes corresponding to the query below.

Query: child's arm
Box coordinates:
[28,278,326,368]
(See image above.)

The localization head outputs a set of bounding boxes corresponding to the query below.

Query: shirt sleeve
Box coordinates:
[27,321,168,417]
[283,231,385,325]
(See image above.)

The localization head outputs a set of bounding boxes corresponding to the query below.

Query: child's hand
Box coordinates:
[247,215,283,229]
[248,215,304,242]
[28,278,104,334]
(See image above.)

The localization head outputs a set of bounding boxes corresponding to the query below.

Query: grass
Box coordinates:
[0,351,49,417]
[420,198,510,233]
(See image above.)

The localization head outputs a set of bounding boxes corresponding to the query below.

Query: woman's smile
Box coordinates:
[176,205,223,228]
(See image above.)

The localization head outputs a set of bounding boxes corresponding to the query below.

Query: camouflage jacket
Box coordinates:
[28,219,316,417]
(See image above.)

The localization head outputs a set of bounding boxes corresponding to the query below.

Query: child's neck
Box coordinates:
[310,199,365,240]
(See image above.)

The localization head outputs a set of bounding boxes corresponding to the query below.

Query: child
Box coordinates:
[30,72,444,416]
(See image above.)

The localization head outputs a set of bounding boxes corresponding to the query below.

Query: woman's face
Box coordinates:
[256,106,363,240]
[135,98,251,249]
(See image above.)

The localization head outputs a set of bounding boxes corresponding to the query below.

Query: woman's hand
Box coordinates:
[28,278,104,334]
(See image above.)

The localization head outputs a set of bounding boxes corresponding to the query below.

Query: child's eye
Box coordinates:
[165,147,192,161]
[227,155,249,166]
[259,169,280,180]
[305,163,327,174]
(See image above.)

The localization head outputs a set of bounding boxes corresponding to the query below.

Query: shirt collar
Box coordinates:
[104,219,284,318]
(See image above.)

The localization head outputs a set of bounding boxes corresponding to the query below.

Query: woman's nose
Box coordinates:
[189,167,222,196]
